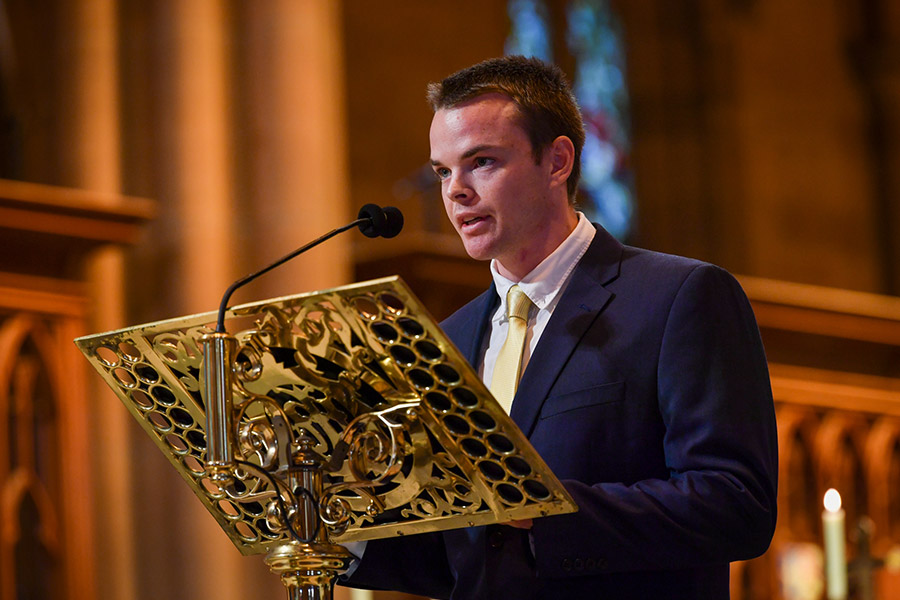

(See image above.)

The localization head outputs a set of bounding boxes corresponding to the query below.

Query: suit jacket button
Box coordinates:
[488,530,504,549]
[562,558,573,571]
[574,558,584,571]
[585,558,596,570]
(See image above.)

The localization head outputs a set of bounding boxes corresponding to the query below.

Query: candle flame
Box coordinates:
[824,488,842,512]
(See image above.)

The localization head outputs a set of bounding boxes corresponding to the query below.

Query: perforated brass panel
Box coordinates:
[75,277,576,555]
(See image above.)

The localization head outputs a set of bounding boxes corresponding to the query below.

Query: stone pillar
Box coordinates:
[149,2,248,599]
[160,0,236,312]
[236,1,352,593]
[236,0,352,300]
[55,2,134,600]
[110,0,351,596]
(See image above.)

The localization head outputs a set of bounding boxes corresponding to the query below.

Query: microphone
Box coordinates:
[357,204,404,239]
[214,204,403,332]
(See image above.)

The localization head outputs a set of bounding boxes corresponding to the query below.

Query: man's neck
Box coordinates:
[495,207,579,280]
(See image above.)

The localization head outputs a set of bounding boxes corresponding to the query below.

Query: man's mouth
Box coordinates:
[462,216,484,227]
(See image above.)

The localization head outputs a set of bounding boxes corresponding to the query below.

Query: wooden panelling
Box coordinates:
[0,180,152,600]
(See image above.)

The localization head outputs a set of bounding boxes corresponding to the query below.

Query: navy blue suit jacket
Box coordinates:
[349,226,778,599]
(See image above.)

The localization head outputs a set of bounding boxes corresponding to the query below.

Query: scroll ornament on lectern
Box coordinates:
[75,277,577,599]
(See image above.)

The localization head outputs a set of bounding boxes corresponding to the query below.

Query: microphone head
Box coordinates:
[381,206,404,238]
[357,203,387,238]
[357,204,404,238]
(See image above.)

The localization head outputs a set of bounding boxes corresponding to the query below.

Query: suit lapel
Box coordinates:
[510,226,624,437]
[443,284,498,367]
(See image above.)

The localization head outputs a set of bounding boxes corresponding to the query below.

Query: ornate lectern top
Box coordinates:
[75,277,576,556]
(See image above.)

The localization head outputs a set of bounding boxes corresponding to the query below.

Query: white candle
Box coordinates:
[823,488,847,600]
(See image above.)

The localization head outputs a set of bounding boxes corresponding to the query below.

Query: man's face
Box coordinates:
[430,93,563,278]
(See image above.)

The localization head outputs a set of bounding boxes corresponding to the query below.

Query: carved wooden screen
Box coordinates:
[730,278,900,600]
[0,278,94,600]
[0,179,153,600]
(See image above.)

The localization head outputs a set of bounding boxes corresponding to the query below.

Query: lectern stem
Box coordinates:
[265,542,351,600]
[280,571,336,600]
[265,436,352,598]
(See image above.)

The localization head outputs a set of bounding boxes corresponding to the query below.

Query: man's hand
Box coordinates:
[505,519,533,529]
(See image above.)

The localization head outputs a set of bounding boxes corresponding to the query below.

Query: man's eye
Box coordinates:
[435,168,450,180]
[474,157,493,168]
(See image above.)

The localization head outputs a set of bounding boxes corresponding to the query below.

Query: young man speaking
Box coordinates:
[347,55,778,600]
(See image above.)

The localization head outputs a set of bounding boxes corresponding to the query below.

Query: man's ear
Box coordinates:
[548,136,575,188]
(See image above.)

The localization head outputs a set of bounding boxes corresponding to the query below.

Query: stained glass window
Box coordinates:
[506,0,634,239]
[505,0,553,61]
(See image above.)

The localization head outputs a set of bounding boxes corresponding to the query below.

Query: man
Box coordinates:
[348,55,777,600]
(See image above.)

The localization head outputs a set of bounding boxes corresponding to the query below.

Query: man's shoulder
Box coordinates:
[621,243,709,271]
[581,224,732,290]
[578,241,745,312]
[611,244,754,321]
[619,244,737,285]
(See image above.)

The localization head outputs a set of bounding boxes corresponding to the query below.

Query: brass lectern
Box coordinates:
[75,277,577,599]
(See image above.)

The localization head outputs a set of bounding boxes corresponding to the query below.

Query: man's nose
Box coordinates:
[446,172,474,203]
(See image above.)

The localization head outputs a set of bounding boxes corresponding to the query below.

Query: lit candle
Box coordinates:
[823,488,847,600]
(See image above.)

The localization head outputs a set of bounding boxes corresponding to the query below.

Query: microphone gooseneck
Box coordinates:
[215,204,403,332]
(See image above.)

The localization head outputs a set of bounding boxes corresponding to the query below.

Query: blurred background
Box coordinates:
[1,1,900,599]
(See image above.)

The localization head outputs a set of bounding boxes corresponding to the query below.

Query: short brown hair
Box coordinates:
[427,55,585,201]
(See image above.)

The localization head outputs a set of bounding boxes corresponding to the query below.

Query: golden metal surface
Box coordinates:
[74,277,577,556]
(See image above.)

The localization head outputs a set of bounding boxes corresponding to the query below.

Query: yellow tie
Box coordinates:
[490,285,533,413]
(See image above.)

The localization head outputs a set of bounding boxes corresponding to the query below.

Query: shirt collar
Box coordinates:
[490,212,596,320]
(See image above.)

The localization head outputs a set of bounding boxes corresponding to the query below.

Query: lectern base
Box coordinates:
[265,541,353,600]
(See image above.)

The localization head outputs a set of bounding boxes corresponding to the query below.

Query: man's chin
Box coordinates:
[461,242,495,263]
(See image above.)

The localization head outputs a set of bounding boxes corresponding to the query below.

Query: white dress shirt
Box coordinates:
[480,212,596,401]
